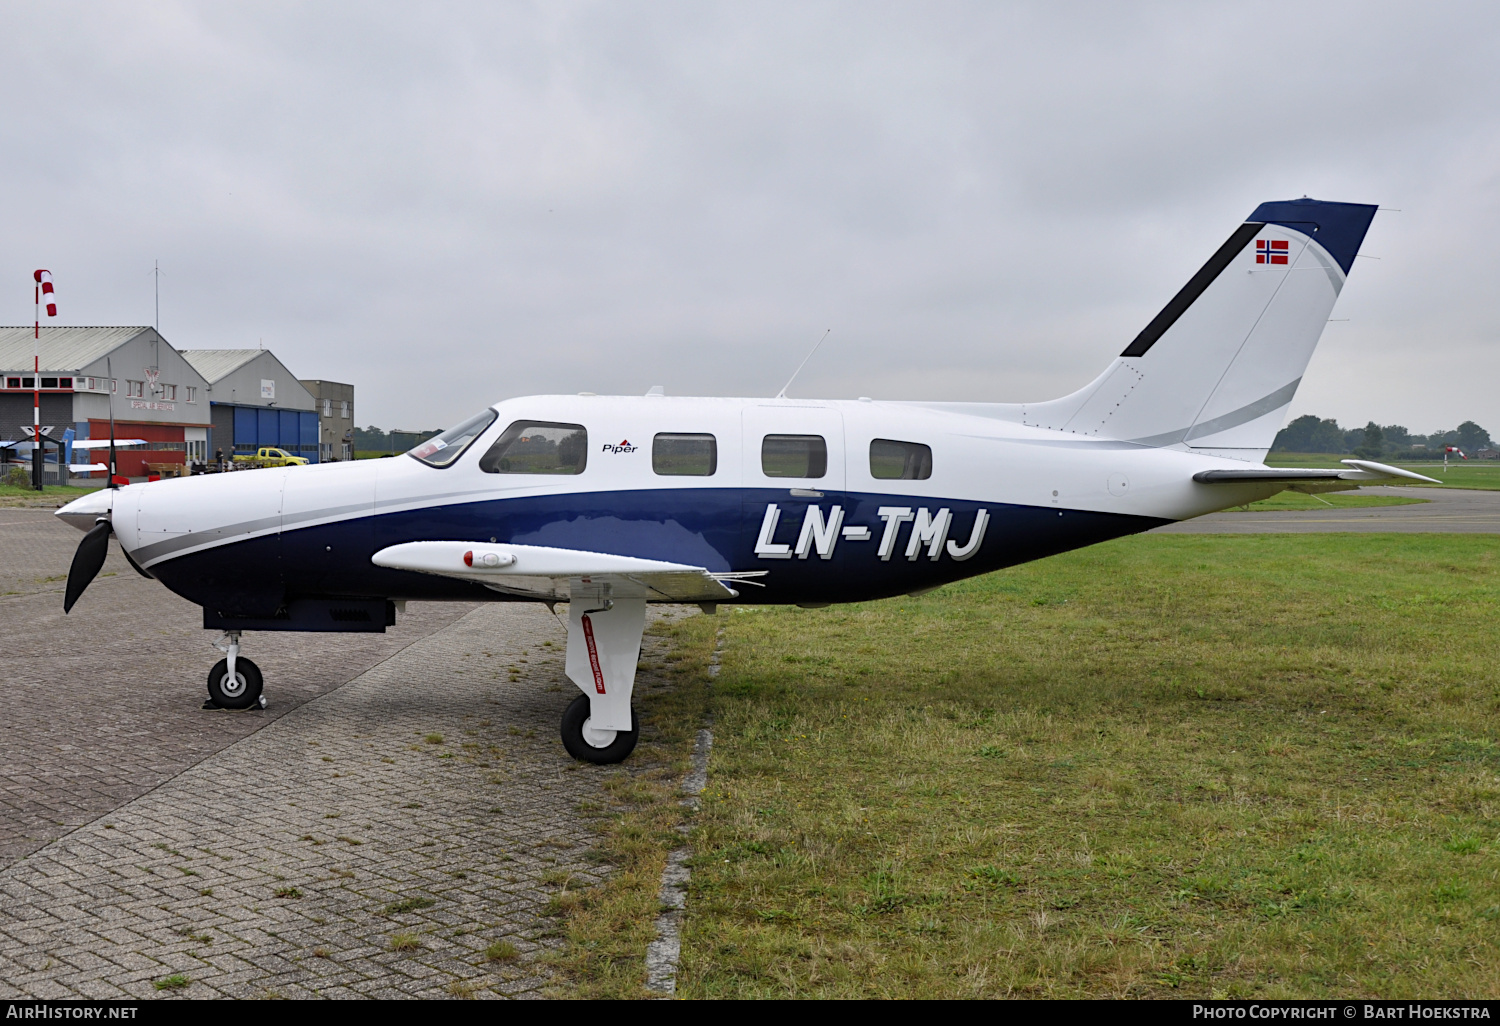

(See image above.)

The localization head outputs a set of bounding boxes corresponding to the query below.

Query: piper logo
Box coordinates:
[602,439,638,454]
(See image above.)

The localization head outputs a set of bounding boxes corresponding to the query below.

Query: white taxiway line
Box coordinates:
[645,626,722,996]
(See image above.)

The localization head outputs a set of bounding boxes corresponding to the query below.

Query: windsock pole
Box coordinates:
[31,271,56,490]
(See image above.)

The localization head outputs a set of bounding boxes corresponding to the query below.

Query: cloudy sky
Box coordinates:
[2,2,1497,434]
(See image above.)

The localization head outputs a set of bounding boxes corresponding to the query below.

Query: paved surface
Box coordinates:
[1152,487,1500,534]
[0,509,689,1000]
[0,509,476,866]
[0,603,682,999]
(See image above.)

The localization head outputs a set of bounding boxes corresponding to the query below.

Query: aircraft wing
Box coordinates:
[371,540,749,603]
[1195,459,1440,491]
[70,439,148,449]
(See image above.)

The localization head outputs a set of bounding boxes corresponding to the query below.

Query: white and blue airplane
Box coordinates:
[56,198,1437,763]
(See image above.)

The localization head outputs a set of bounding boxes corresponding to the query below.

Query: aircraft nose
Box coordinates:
[56,487,114,532]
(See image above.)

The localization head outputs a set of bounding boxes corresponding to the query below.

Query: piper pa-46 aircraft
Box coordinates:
[57,198,1436,764]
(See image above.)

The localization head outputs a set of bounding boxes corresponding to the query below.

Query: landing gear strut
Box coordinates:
[561,589,646,764]
[207,631,265,709]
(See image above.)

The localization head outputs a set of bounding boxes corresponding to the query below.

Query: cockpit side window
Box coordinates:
[407,409,499,468]
[869,438,932,480]
[479,421,589,475]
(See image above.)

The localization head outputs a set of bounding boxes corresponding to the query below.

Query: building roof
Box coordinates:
[0,326,151,372]
[178,349,268,383]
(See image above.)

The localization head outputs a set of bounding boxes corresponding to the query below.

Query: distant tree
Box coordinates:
[1456,421,1492,451]
[1273,415,1349,453]
[1353,421,1384,460]
[1273,415,1321,451]
[1381,424,1411,448]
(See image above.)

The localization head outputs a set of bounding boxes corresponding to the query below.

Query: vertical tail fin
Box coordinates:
[1022,198,1378,458]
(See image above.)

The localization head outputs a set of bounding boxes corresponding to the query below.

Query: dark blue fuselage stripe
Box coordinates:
[148,487,1167,618]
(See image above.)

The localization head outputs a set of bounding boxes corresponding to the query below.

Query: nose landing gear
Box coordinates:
[207,631,266,709]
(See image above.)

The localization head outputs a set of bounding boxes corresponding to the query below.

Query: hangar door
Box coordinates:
[231,406,321,462]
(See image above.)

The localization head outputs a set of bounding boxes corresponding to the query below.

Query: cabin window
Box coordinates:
[869,438,932,480]
[761,434,827,479]
[480,421,588,475]
[407,409,499,468]
[653,433,717,476]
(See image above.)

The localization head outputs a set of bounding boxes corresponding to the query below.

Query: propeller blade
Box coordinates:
[64,519,112,613]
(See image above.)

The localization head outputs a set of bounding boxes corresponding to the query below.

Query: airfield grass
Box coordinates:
[1239,493,1424,511]
[1268,453,1500,491]
[635,533,1500,999]
[0,482,100,506]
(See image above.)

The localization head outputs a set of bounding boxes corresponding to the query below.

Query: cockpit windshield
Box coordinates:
[407,409,499,468]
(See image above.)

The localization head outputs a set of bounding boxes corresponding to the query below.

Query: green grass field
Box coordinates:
[0,482,101,505]
[558,534,1500,999]
[1239,493,1425,511]
[1268,453,1500,491]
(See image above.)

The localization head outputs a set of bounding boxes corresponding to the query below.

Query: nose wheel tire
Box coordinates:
[207,656,264,709]
[560,694,638,764]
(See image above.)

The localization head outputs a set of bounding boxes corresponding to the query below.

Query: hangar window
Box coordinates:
[761,434,827,479]
[653,433,717,476]
[869,438,932,480]
[407,409,499,468]
[40,378,58,389]
[5,378,18,388]
[480,421,588,475]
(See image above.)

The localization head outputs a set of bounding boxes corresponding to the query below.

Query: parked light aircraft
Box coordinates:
[57,198,1437,763]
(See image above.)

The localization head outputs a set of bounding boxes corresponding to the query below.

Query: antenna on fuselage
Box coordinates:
[776,329,831,399]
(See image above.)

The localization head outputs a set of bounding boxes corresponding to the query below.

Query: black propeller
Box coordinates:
[64,518,112,613]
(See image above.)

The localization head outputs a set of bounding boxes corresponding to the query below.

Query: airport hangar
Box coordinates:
[0,326,353,480]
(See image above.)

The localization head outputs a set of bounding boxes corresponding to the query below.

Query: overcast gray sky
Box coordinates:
[2,2,1497,435]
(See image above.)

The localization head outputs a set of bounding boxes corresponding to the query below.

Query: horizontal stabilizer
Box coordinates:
[371,540,742,603]
[1195,459,1440,487]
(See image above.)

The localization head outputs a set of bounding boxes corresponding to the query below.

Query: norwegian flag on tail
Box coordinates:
[34,270,56,316]
[1256,239,1290,265]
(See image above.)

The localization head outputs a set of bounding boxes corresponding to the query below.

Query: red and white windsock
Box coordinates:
[34,270,56,317]
[1446,446,1468,460]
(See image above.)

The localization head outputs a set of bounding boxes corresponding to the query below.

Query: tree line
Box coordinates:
[1272,416,1493,459]
[353,425,445,453]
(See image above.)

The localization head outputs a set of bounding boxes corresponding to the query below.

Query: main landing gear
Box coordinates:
[559,590,646,764]
[207,631,266,710]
